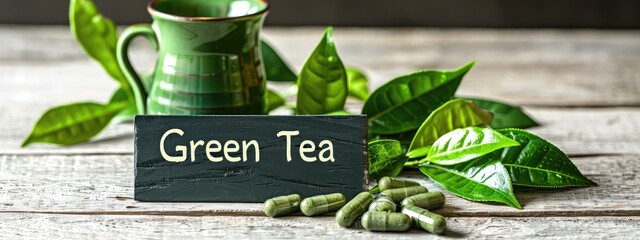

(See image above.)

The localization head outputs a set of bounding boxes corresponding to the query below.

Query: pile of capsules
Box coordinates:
[263,176,447,234]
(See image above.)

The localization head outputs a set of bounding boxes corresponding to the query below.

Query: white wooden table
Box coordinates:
[1,26,639,239]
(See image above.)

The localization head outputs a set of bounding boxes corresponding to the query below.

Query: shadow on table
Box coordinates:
[514,186,593,207]
[80,132,134,146]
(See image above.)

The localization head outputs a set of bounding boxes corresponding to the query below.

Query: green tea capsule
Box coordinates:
[401,205,447,235]
[380,186,429,203]
[401,192,446,210]
[379,177,421,191]
[368,196,397,212]
[336,192,374,227]
[361,211,411,232]
[300,193,346,216]
[263,194,302,217]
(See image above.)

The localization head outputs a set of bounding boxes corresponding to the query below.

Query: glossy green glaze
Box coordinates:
[117,0,269,115]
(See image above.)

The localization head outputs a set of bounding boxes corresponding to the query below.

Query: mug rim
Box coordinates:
[147,0,270,22]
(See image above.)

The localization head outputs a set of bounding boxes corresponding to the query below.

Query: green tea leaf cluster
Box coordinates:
[362,65,595,209]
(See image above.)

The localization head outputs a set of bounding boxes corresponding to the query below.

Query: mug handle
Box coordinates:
[116,24,159,115]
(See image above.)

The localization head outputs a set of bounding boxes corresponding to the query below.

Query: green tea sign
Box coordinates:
[134,115,368,202]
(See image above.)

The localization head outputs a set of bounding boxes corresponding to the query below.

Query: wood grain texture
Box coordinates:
[2,26,640,237]
[2,26,639,107]
[0,214,637,239]
[3,107,639,156]
[0,154,637,217]
[263,28,640,107]
[2,26,638,155]
[525,108,640,156]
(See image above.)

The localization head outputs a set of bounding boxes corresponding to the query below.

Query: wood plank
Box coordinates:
[4,107,639,155]
[1,154,638,217]
[524,108,640,156]
[0,214,637,239]
[264,28,640,107]
[2,26,639,107]
[2,26,638,155]
[2,26,640,237]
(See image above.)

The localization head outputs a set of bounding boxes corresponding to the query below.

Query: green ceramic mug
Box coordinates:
[116,0,269,115]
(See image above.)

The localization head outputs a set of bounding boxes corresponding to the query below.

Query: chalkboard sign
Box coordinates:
[134,115,368,202]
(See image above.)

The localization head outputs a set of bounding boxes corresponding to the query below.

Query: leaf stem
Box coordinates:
[368,186,380,194]
[404,160,421,168]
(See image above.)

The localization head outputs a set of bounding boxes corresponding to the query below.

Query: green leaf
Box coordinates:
[70,0,128,89]
[22,102,127,147]
[108,88,136,124]
[370,130,417,155]
[346,67,369,101]
[110,105,136,125]
[112,72,153,120]
[325,110,352,115]
[406,147,431,160]
[109,87,128,104]
[426,127,520,165]
[497,128,597,187]
[296,27,348,114]
[419,153,522,209]
[407,98,493,158]
[368,140,407,180]
[463,97,539,129]
[368,186,381,194]
[363,61,475,135]
[265,89,286,113]
[261,40,297,82]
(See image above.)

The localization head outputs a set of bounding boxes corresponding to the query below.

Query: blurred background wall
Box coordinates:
[0,0,639,28]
